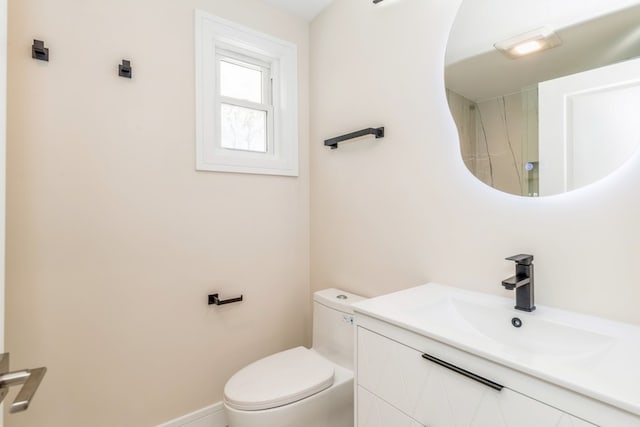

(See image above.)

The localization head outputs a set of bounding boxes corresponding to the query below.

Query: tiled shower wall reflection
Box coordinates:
[447,88,538,196]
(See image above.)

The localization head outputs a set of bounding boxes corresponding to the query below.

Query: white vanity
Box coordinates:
[352,284,640,427]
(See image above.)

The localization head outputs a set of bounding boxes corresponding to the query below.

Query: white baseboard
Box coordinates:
[157,402,227,427]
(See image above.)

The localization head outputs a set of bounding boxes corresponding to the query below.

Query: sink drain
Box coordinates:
[511,317,523,328]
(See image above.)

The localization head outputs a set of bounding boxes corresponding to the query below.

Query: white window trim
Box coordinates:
[195,10,299,176]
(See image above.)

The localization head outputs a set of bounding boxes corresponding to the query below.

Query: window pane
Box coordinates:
[220,60,263,103]
[220,103,267,153]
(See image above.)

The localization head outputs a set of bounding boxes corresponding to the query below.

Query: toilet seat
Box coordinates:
[224,346,335,411]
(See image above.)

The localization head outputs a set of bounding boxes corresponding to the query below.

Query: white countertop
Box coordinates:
[352,283,640,417]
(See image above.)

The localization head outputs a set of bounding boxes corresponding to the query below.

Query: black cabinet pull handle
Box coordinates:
[421,353,503,391]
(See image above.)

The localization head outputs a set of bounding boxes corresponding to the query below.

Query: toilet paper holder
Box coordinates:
[208,292,243,306]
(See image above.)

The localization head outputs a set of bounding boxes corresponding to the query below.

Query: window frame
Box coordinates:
[195,10,298,176]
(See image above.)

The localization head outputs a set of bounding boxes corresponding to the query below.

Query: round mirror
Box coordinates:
[445,1,640,196]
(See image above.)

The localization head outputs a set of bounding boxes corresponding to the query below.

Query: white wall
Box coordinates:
[310,0,640,325]
[6,0,309,426]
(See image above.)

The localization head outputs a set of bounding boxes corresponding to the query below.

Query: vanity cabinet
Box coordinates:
[358,386,423,427]
[356,325,597,427]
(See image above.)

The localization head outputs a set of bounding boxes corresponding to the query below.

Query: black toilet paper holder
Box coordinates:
[208,293,243,306]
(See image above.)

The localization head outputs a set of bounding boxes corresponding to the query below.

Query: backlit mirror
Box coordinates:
[445,0,640,196]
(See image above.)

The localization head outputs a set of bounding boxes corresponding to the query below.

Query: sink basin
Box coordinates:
[399,285,616,363]
[448,297,615,358]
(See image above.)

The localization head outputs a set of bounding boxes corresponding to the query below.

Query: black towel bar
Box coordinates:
[324,127,385,149]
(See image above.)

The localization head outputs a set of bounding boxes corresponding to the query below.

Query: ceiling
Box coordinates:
[446,1,640,101]
[260,0,335,21]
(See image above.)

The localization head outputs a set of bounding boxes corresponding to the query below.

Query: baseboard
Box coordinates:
[157,402,227,427]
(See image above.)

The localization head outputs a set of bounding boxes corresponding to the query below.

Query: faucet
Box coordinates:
[502,254,535,312]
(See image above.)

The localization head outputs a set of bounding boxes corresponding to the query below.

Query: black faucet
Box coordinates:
[502,254,535,312]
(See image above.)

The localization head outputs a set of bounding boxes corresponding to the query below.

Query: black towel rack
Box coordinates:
[324,127,385,149]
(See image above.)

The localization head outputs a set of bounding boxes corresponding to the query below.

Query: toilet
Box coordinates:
[223,288,365,427]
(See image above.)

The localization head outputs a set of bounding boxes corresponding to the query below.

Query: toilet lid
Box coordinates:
[224,346,335,411]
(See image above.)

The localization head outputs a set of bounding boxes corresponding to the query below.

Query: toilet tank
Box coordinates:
[312,288,366,371]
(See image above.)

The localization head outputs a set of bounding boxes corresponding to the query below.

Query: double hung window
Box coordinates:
[218,51,272,153]
[196,11,298,176]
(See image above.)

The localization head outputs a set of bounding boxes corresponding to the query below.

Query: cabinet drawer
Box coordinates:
[358,386,424,427]
[357,327,597,427]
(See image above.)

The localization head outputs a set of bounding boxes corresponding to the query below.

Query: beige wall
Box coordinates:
[6,0,309,426]
[310,0,640,325]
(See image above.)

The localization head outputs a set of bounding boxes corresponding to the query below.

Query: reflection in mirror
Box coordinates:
[445,1,640,197]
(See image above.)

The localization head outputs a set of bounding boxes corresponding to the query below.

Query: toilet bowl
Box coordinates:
[223,288,365,427]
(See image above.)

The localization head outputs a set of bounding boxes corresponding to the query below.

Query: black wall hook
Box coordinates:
[119,60,132,78]
[32,40,49,62]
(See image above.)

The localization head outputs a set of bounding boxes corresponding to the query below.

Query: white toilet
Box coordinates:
[223,288,365,427]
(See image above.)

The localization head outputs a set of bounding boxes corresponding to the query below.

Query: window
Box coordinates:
[218,52,271,153]
[195,10,299,176]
